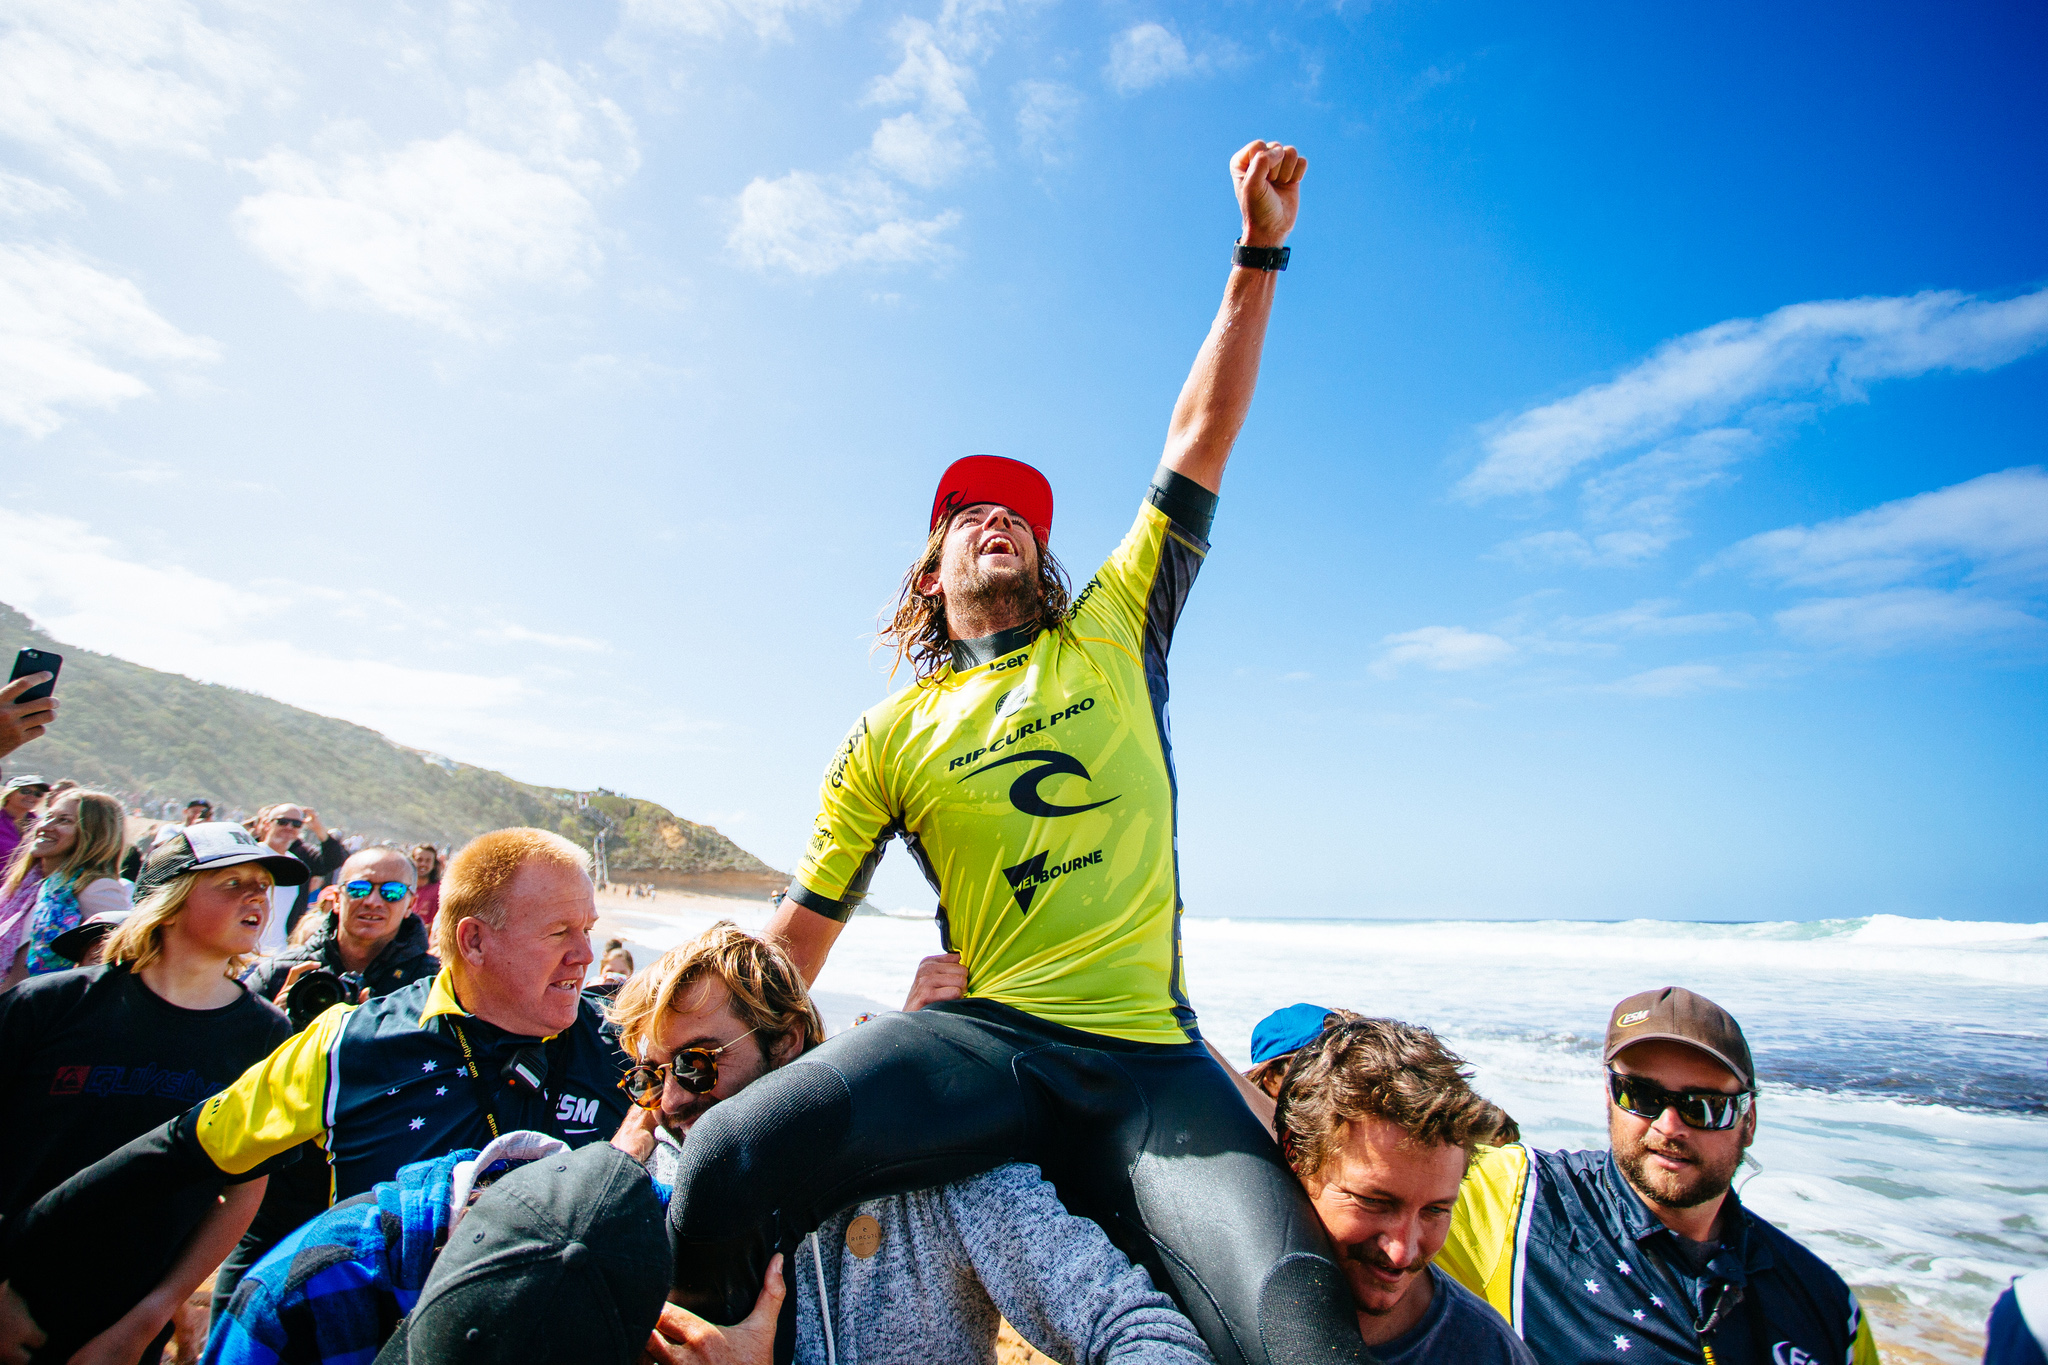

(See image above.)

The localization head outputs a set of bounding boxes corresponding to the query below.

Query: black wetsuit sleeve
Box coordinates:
[1147,463,1218,541]
[0,1108,240,1352]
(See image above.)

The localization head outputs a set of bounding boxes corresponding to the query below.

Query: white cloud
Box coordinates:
[233,65,634,335]
[618,0,852,43]
[0,242,218,437]
[465,62,640,190]
[865,18,982,188]
[1562,599,1755,637]
[728,170,959,275]
[0,0,282,190]
[1599,664,1742,698]
[1464,287,2048,501]
[1493,529,1672,569]
[1720,468,2048,654]
[1774,589,2044,651]
[1105,22,1201,95]
[722,0,1028,275]
[0,505,680,760]
[1015,79,1081,166]
[1721,466,2048,591]
[0,171,80,218]
[1371,626,1515,678]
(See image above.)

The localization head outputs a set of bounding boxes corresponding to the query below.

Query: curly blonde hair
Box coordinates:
[879,515,1074,684]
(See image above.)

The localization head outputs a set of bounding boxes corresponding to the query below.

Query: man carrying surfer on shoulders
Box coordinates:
[664,140,1373,1365]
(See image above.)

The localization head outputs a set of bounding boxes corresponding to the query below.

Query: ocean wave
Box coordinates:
[1186,914,2048,986]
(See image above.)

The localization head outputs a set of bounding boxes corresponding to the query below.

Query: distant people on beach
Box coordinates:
[120,797,214,880]
[249,804,346,948]
[0,774,48,866]
[589,939,635,997]
[410,841,442,928]
[0,821,296,1361]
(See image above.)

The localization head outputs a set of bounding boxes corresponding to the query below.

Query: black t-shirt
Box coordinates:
[0,963,291,1223]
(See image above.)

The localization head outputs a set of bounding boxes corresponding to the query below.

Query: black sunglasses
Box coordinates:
[272,816,305,829]
[1607,1070,1754,1131]
[618,1028,759,1107]
[343,879,410,903]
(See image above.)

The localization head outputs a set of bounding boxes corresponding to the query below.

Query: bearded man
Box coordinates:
[661,141,1372,1365]
[1436,986,1882,1365]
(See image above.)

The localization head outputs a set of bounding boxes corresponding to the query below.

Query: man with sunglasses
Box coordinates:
[249,847,438,1005]
[257,803,348,940]
[221,849,446,1314]
[1436,987,1880,1365]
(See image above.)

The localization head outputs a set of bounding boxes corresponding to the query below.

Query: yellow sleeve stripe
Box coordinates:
[1849,1301,1880,1365]
[194,1002,352,1175]
[1439,1144,1534,1329]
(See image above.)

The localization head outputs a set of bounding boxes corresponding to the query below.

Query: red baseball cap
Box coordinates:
[929,455,1054,544]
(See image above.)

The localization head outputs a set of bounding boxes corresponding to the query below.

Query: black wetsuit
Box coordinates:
[668,471,1370,1365]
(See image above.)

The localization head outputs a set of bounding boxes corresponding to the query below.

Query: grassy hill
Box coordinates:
[0,602,778,880]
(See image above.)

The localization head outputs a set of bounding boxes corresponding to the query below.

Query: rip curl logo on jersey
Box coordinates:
[1616,1009,1651,1027]
[1772,1342,1816,1365]
[964,750,1119,818]
[1002,848,1105,913]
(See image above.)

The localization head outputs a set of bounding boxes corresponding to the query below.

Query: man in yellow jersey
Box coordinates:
[664,140,1372,1365]
[1435,988,1882,1365]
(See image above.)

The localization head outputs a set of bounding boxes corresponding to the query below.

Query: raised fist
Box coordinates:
[1231,140,1307,249]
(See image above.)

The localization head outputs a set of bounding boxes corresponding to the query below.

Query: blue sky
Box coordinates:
[1,0,2042,921]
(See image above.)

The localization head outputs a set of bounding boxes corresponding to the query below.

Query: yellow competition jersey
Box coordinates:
[791,468,1217,1044]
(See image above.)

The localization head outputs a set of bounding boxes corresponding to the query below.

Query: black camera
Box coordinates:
[285,968,367,1031]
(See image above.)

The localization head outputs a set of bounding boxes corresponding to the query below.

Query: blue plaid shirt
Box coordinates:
[203,1148,468,1365]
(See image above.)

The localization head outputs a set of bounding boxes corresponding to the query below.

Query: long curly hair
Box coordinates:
[879,516,1074,684]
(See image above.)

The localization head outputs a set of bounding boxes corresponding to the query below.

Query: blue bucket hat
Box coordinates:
[1250,1003,1335,1065]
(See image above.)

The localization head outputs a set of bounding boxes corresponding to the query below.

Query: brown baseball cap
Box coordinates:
[1602,986,1755,1090]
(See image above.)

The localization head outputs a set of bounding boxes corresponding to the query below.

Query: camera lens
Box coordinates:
[285,969,348,1031]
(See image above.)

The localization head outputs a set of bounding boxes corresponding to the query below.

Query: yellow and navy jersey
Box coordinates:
[192,969,629,1202]
[1439,1145,1882,1365]
[790,466,1217,1045]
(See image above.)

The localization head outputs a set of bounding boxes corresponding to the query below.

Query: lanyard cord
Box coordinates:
[449,1021,501,1140]
[809,1232,837,1365]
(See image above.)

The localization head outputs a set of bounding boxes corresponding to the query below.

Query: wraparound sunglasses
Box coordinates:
[342,879,410,903]
[1607,1070,1753,1131]
[619,1028,760,1107]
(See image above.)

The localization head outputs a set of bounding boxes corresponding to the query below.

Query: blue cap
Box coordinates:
[1250,1003,1334,1065]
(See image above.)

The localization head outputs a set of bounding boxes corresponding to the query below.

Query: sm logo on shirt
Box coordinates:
[556,1094,601,1127]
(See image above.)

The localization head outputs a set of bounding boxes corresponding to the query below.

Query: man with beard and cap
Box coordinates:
[1435,986,1882,1365]
[660,140,1360,1365]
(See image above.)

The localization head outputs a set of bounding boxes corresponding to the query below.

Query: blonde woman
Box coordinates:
[0,821,301,1363]
[0,787,127,990]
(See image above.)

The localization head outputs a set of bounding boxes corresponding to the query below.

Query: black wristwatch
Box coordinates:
[1233,242,1290,271]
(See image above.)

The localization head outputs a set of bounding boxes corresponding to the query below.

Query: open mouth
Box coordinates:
[548,975,582,992]
[978,530,1020,558]
[238,911,265,929]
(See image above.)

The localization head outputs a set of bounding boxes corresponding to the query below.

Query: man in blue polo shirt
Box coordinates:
[1437,986,1880,1365]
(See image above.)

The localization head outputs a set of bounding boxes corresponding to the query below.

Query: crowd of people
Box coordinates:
[0,137,2040,1365]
